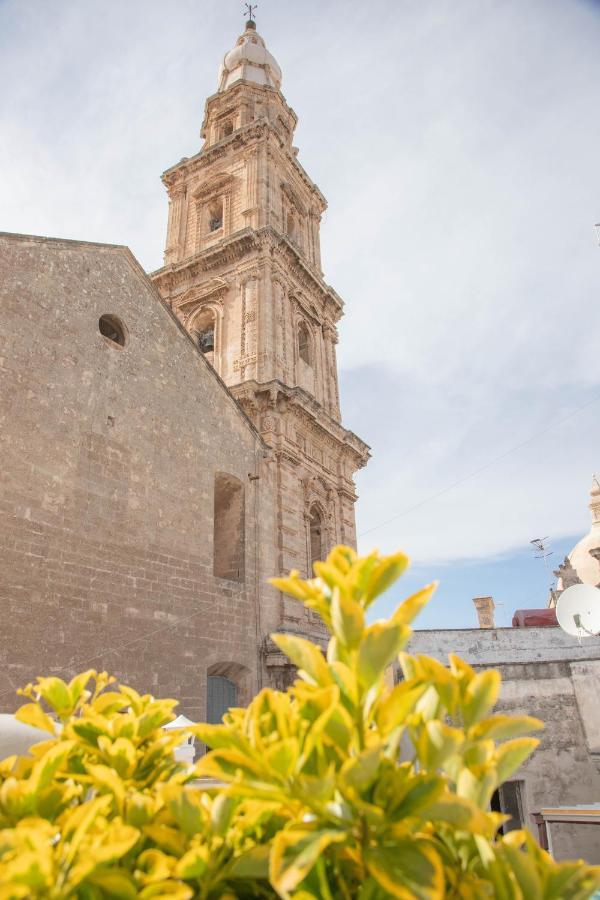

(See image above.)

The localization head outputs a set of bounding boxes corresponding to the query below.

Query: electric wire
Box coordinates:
[359,392,600,538]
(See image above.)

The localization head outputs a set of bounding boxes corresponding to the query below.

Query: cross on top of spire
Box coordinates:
[244,3,257,23]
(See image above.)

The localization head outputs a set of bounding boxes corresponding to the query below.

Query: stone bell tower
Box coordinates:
[152,16,370,636]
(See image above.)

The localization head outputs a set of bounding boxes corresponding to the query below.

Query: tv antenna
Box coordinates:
[530,536,554,587]
[245,3,258,22]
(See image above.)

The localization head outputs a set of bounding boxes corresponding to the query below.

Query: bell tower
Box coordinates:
[152,17,370,634]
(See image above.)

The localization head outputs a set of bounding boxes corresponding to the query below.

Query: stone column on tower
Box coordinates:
[151,17,370,671]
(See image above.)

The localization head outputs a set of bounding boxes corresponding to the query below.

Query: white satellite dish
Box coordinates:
[556,584,600,638]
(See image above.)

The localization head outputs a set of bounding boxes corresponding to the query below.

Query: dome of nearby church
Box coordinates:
[218,21,282,92]
[556,477,600,590]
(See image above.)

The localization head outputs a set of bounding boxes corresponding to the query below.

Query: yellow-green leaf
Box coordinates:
[365,840,444,899]
[97,736,137,778]
[471,715,543,741]
[271,634,331,686]
[227,845,270,879]
[375,680,426,734]
[462,670,501,727]
[497,842,542,898]
[35,677,73,716]
[86,869,137,899]
[329,661,358,708]
[270,828,346,898]
[331,590,365,648]
[357,622,409,689]
[391,582,437,626]
[340,747,380,793]
[363,553,410,607]
[266,738,299,778]
[175,846,209,879]
[28,741,74,794]
[495,738,539,783]
[138,882,194,899]
[14,703,56,736]
[416,721,463,770]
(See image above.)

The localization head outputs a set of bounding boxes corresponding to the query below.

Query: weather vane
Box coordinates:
[245,3,257,23]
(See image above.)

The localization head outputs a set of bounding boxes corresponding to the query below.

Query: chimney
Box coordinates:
[473,596,495,629]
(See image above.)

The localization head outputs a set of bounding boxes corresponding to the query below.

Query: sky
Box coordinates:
[1,0,599,629]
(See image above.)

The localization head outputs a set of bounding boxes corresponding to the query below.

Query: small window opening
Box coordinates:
[309,505,323,571]
[491,782,524,834]
[208,201,223,232]
[207,675,237,724]
[220,120,234,139]
[98,314,126,347]
[214,473,245,581]
[298,322,311,366]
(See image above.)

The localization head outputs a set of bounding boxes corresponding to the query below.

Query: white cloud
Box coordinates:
[1,0,600,568]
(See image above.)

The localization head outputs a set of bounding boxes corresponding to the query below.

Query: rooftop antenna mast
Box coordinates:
[530,536,554,589]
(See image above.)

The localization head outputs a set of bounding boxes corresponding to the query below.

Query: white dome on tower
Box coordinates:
[218,21,282,92]
[555,477,600,591]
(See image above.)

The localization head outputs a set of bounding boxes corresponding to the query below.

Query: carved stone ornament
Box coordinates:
[281,180,307,217]
[173,278,229,312]
[553,556,582,588]
[192,172,234,201]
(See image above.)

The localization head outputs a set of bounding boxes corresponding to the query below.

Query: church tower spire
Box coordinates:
[152,20,369,626]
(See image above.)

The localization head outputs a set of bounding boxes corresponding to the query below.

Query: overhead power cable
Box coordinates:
[359,392,600,538]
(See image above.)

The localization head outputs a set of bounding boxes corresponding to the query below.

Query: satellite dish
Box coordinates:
[556,584,600,638]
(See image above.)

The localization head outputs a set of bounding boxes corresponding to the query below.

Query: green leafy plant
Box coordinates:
[1,546,599,898]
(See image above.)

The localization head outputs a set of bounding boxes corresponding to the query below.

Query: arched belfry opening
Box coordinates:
[309,504,324,572]
[208,199,223,233]
[192,308,216,365]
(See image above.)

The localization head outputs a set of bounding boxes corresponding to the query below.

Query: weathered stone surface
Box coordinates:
[0,233,279,718]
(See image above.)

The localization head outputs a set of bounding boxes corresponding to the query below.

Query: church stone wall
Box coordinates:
[0,233,279,718]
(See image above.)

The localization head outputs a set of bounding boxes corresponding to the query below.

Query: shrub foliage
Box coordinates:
[0,546,599,898]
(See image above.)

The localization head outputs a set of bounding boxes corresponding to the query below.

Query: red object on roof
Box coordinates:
[512,608,558,628]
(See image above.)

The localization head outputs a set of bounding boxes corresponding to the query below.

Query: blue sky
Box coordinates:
[1,0,600,628]
[372,534,578,629]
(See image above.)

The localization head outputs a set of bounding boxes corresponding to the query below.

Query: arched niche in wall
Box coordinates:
[192,173,235,249]
[213,472,245,583]
[298,320,311,366]
[308,502,325,573]
[296,318,315,395]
